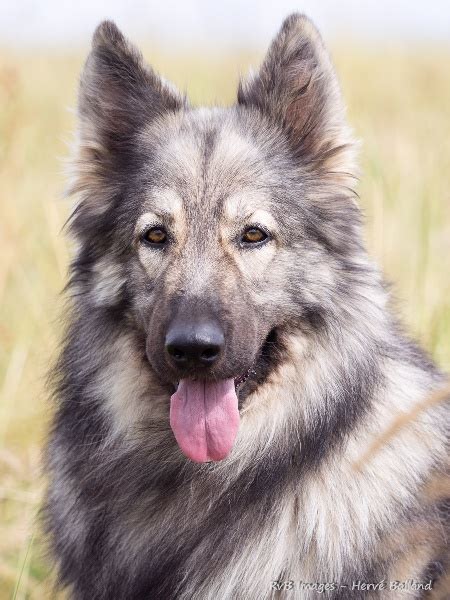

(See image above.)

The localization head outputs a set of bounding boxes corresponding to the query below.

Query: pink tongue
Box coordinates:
[170,379,240,463]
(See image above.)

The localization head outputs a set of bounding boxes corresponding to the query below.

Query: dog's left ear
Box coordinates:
[79,21,184,157]
[238,14,355,183]
[69,21,185,217]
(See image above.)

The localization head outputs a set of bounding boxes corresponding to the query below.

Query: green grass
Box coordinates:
[0,43,449,598]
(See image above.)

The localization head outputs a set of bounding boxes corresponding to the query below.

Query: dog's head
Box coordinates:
[69,15,361,462]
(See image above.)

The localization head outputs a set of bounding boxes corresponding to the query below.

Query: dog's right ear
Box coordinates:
[71,21,184,207]
[238,14,355,187]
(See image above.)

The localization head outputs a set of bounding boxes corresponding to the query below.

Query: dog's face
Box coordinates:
[70,15,359,461]
[133,113,284,387]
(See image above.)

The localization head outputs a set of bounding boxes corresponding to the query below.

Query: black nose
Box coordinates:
[165,318,225,371]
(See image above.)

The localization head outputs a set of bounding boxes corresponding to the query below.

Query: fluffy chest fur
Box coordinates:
[46,322,448,599]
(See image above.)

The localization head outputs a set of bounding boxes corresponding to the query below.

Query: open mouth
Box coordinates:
[169,352,261,461]
[170,378,240,464]
[169,368,255,464]
[169,329,277,464]
[173,365,255,394]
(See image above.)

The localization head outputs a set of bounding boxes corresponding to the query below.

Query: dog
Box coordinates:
[44,14,449,599]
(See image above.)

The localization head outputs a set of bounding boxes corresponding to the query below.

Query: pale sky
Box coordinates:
[1,0,449,49]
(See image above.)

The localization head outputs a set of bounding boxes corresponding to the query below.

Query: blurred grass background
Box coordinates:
[0,43,449,598]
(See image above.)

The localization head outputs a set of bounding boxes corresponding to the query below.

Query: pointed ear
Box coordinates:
[76,20,185,174]
[238,14,356,185]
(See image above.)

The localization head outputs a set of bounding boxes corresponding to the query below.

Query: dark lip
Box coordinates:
[172,368,254,392]
[234,366,254,388]
[166,328,278,397]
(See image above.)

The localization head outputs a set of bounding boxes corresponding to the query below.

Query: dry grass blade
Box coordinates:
[352,383,450,472]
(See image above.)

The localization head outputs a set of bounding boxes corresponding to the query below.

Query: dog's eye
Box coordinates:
[141,227,168,246]
[240,226,269,247]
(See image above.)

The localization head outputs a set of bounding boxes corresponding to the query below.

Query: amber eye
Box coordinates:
[141,227,168,246]
[240,226,269,247]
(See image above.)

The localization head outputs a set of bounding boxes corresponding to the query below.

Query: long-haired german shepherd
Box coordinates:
[45,14,449,599]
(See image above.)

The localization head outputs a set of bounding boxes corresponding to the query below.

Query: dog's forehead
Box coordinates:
[142,108,275,215]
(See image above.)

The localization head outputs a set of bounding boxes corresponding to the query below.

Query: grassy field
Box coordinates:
[1,42,449,598]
